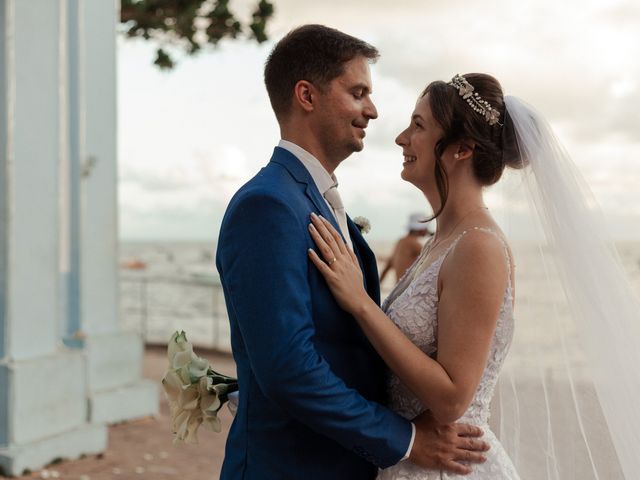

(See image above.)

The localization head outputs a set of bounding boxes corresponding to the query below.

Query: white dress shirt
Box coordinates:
[277,139,415,462]
[278,139,353,249]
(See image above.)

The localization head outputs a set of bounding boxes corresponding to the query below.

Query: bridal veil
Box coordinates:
[491,96,640,479]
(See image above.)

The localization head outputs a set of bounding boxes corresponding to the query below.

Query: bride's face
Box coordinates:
[395,94,444,192]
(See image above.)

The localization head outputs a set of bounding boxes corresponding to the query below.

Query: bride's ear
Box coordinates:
[453,141,475,162]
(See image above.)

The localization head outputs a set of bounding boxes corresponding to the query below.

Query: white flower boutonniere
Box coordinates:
[353,216,371,234]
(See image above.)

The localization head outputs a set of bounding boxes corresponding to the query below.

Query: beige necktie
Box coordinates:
[323,185,353,250]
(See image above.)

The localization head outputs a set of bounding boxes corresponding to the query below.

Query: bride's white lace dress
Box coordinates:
[378,227,520,479]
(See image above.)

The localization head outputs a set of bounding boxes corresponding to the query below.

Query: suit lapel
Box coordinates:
[269,147,345,241]
[347,216,381,305]
[269,147,380,303]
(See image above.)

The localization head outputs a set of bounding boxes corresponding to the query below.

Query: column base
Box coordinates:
[83,331,159,424]
[0,423,107,477]
[85,330,145,391]
[90,379,158,424]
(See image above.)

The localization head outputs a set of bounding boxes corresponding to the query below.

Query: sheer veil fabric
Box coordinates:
[490,96,640,479]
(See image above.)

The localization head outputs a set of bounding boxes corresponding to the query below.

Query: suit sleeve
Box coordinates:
[217,192,412,468]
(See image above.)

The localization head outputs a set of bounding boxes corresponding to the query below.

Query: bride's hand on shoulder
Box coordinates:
[307,213,371,314]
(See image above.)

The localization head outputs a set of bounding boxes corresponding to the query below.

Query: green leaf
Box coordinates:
[120,0,274,70]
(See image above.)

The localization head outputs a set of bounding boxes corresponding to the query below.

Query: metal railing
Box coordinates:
[119,273,231,352]
[118,270,396,354]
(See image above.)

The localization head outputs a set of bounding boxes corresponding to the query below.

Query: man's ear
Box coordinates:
[293,80,315,113]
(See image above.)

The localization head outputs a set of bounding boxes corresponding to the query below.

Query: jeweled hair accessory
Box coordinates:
[448,74,502,126]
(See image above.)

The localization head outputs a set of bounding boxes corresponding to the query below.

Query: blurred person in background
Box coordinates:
[380,213,433,284]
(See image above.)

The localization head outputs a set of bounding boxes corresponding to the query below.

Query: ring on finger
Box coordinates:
[328,257,337,266]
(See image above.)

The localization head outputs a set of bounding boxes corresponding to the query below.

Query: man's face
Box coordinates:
[312,56,378,164]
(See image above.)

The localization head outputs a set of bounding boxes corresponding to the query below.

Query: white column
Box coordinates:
[0,1,106,475]
[76,0,157,424]
[79,0,119,336]
[7,0,60,361]
[0,0,8,447]
[0,0,9,366]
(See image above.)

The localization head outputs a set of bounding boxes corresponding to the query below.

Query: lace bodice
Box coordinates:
[377,227,520,480]
[382,227,514,424]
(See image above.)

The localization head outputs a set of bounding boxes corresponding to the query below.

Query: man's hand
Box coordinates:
[408,411,489,475]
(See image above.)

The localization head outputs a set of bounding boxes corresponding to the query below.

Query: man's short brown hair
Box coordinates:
[264,24,379,121]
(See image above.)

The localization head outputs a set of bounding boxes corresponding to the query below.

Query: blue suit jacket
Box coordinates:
[216,147,412,479]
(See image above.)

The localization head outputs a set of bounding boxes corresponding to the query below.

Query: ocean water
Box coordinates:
[119,239,640,354]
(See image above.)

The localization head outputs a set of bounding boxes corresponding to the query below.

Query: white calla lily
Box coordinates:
[161,370,183,403]
[187,354,210,381]
[185,413,203,444]
[173,410,190,440]
[177,365,192,385]
[163,331,238,444]
[178,385,200,410]
[201,392,222,414]
[199,376,222,414]
[167,331,190,364]
[203,414,222,433]
[172,347,194,370]
[198,375,212,393]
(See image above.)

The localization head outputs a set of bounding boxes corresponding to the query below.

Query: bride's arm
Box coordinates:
[308,214,508,424]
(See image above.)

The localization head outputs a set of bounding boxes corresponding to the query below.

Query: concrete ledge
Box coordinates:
[1,351,87,445]
[90,379,158,424]
[86,331,144,392]
[0,423,107,476]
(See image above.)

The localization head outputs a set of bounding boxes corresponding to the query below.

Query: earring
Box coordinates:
[454,153,460,159]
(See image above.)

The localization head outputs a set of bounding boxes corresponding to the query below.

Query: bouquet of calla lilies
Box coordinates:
[162,331,238,444]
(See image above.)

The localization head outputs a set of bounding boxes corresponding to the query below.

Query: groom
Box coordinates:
[216,25,488,479]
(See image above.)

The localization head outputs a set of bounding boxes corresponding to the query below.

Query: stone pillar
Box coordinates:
[0,1,106,475]
[75,0,158,425]
[0,0,157,475]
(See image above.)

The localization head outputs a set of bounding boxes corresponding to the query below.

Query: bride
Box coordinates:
[309,71,640,479]
[308,73,521,478]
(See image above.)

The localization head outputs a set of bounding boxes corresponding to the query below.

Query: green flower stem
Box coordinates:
[207,368,238,384]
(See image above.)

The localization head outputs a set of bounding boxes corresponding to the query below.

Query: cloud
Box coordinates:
[119,144,254,211]
[118,0,640,240]
[364,1,640,144]
[600,2,640,26]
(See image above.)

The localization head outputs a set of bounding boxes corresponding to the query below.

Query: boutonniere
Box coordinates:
[352,216,371,234]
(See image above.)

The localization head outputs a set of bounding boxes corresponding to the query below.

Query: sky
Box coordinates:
[117,0,640,241]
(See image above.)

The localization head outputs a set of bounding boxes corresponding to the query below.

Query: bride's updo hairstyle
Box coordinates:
[423,73,523,218]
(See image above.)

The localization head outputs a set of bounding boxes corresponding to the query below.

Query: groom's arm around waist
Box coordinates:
[217,190,412,468]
